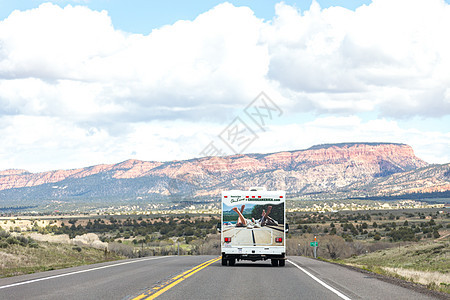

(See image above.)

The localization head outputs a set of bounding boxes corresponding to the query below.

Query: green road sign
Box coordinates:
[310,242,318,247]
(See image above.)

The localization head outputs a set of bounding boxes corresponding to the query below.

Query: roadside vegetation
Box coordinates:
[0,228,123,277]
[286,209,448,257]
[1,208,448,292]
[1,209,448,259]
[0,228,38,249]
[282,208,449,294]
[337,241,450,294]
[1,215,221,258]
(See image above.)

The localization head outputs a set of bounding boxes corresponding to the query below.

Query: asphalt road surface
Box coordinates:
[0,255,443,300]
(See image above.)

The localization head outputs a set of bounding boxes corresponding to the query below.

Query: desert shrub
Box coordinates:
[0,232,37,248]
[287,234,358,259]
[6,236,19,245]
[15,235,29,246]
[0,229,10,238]
[350,241,367,255]
[366,242,396,252]
[108,242,136,257]
[28,241,39,248]
[190,235,220,255]
[387,227,416,242]
[325,235,347,259]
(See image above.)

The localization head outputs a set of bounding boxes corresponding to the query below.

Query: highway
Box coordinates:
[0,255,442,300]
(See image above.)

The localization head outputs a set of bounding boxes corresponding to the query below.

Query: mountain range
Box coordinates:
[1,142,449,207]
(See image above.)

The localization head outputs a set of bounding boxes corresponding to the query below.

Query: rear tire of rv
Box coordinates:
[221,257,227,266]
[271,259,279,267]
[229,258,236,266]
[279,259,285,267]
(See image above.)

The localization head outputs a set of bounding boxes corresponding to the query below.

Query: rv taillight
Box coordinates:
[258,196,261,198]
[252,196,255,198]
[279,196,283,198]
[224,196,227,198]
[275,237,283,243]
[224,237,231,243]
[246,196,249,198]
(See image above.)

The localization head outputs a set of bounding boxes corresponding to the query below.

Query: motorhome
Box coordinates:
[219,187,287,266]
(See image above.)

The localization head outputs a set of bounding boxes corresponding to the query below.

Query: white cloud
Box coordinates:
[2,113,447,172]
[0,115,225,171]
[267,0,450,117]
[0,2,269,125]
[248,116,450,164]
[0,4,123,80]
[0,1,449,171]
[2,1,450,121]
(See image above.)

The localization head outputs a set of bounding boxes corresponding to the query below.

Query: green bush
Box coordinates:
[16,235,29,246]
[0,229,10,238]
[28,242,39,248]
[387,227,416,242]
[6,237,19,245]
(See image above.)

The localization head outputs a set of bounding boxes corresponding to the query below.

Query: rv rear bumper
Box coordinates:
[222,252,286,262]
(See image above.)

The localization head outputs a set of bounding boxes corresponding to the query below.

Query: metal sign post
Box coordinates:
[309,236,318,258]
[314,236,317,258]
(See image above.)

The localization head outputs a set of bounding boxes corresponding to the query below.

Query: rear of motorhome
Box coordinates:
[219,187,287,266]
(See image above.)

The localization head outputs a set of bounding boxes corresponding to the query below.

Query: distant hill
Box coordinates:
[348,163,450,198]
[1,143,448,206]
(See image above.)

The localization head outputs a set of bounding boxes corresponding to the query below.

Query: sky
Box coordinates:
[0,0,449,172]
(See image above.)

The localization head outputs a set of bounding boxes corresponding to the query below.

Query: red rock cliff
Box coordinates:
[0,143,428,195]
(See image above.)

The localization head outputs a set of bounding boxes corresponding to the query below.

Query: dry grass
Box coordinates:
[108,234,221,257]
[344,241,450,273]
[0,241,123,278]
[382,267,450,286]
[339,240,450,293]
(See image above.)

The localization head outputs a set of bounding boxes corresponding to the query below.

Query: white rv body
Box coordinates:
[220,188,287,266]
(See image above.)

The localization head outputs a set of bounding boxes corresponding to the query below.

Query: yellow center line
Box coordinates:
[171,257,218,281]
[132,256,221,300]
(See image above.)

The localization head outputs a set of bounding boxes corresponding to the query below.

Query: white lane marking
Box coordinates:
[288,260,352,300]
[0,256,171,290]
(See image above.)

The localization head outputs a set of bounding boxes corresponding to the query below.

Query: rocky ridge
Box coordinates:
[0,142,447,204]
